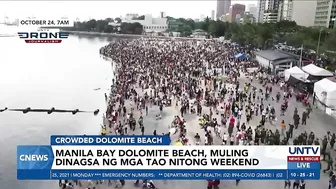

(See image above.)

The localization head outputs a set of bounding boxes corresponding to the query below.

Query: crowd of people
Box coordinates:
[60,37,335,189]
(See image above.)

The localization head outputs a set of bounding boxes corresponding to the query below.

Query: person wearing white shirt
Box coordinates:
[234,106,238,114]
[230,135,235,145]
[206,126,211,133]
[126,113,130,121]
[238,110,242,120]
[215,125,221,137]
[239,138,244,146]
[236,131,241,138]
[222,133,229,145]
[280,82,284,89]
[87,180,94,189]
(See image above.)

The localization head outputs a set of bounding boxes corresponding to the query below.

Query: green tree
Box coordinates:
[325,29,336,51]
[70,15,335,61]
[115,17,122,23]
[104,18,114,23]
[86,19,97,31]
[120,22,143,34]
[104,25,114,33]
[185,19,196,30]
[214,20,226,37]
[283,33,303,47]
[231,33,246,45]
[242,24,258,46]
[275,20,297,33]
[208,21,217,36]
[183,25,193,36]
[132,22,143,34]
[201,17,210,32]
[257,24,274,49]
[225,22,241,39]
[96,20,108,32]
[194,21,203,30]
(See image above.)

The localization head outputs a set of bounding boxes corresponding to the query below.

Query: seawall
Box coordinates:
[64,31,143,38]
[64,31,219,41]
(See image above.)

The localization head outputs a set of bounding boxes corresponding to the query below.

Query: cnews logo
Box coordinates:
[19,154,49,161]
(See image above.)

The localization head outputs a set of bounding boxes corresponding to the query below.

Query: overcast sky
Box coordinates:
[0,1,257,21]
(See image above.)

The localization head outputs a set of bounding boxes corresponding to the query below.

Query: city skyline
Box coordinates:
[216,0,231,19]
[0,1,257,21]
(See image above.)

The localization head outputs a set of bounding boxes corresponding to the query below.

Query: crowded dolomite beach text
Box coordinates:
[54,136,161,144]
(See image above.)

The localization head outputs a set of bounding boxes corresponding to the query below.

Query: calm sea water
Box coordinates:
[0,25,115,189]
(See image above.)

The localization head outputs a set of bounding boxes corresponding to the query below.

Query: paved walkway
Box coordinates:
[66,55,336,189]
[70,68,334,189]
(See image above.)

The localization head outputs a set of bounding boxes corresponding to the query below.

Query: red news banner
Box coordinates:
[287,156,320,162]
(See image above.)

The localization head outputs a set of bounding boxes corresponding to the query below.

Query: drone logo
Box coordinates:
[17,29,69,43]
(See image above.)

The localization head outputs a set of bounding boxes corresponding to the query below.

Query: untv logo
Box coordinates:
[288,146,320,155]
[17,28,69,43]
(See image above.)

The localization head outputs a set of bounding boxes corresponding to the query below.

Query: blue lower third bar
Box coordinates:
[287,162,320,170]
[18,169,288,180]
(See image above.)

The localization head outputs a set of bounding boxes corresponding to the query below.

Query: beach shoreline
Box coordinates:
[67,31,142,38]
[65,31,223,41]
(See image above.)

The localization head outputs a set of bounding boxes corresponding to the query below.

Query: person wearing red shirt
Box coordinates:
[207,180,214,189]
[229,116,235,125]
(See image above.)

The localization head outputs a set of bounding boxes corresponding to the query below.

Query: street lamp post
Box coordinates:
[299,44,303,68]
[315,29,322,64]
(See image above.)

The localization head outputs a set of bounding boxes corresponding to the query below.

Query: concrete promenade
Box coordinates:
[72,61,335,189]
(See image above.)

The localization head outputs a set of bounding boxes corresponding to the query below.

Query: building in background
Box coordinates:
[255,50,299,74]
[238,12,256,24]
[123,12,168,33]
[279,0,293,21]
[314,0,336,28]
[291,0,317,27]
[247,4,258,21]
[263,10,279,23]
[168,18,183,30]
[229,4,246,22]
[266,0,281,11]
[160,12,166,18]
[260,0,281,23]
[220,13,231,22]
[211,10,215,20]
[124,13,139,20]
[217,0,231,19]
[279,0,317,27]
[257,0,266,23]
[191,29,209,39]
